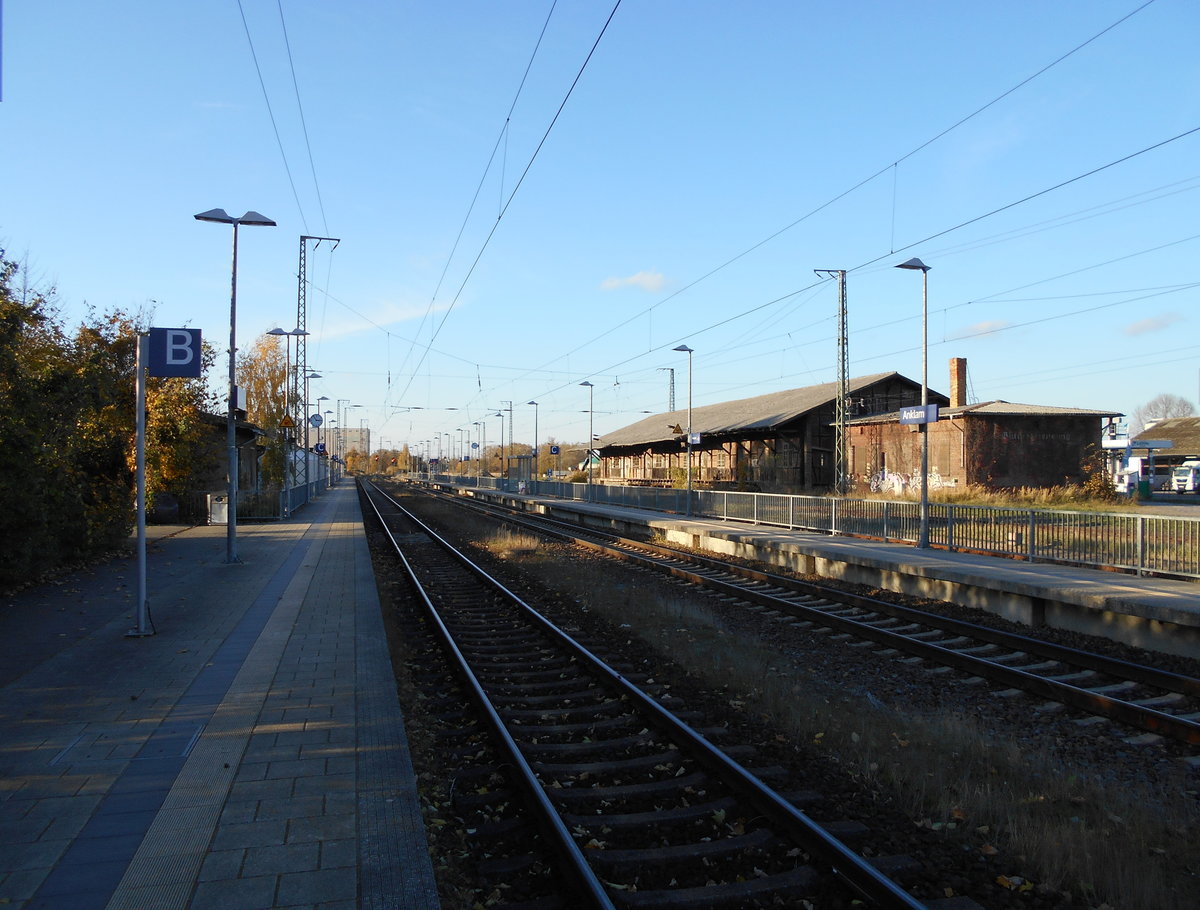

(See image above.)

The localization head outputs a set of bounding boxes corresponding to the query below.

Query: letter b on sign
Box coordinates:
[148,328,203,377]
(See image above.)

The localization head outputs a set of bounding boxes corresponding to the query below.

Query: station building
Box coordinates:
[595,358,1118,493]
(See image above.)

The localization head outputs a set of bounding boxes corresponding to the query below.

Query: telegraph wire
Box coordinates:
[851,124,1200,275]
[515,0,1159,386]
[394,0,623,405]
[276,0,329,235]
[395,1,561,386]
[236,0,308,232]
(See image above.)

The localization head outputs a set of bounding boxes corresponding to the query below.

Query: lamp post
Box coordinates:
[336,399,353,480]
[346,404,362,470]
[194,208,276,564]
[320,402,331,486]
[895,257,931,549]
[527,400,539,481]
[673,345,694,515]
[580,381,594,496]
[266,327,307,484]
[474,420,485,479]
[317,396,330,486]
[498,401,512,485]
[303,371,320,449]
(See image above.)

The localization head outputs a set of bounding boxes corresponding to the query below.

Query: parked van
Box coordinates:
[1173,459,1200,494]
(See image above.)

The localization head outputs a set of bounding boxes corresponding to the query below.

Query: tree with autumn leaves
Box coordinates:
[0,251,219,588]
[236,333,289,489]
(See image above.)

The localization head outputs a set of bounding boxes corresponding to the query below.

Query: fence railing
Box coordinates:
[416,472,1200,580]
[201,479,331,523]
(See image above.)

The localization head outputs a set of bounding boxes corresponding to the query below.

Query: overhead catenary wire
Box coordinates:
[236,0,309,233]
[391,0,624,410]
[276,0,329,235]
[530,122,1200,413]
[510,0,1161,390]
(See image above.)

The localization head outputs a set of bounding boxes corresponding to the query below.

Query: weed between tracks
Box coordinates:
[477,527,1199,910]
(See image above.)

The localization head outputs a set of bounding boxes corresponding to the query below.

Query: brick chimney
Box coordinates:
[949,357,967,409]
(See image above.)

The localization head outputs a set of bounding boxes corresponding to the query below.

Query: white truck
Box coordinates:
[1172,459,1200,494]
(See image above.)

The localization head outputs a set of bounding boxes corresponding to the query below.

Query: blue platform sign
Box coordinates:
[147,328,202,378]
[899,404,939,426]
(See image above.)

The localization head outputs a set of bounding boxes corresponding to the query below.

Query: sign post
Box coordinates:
[128,328,203,638]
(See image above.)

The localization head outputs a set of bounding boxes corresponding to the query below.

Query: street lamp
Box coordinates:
[673,345,694,515]
[474,420,485,478]
[895,257,931,549]
[266,327,307,481]
[194,207,276,564]
[527,400,539,481]
[302,371,321,453]
[580,381,594,495]
[319,400,331,486]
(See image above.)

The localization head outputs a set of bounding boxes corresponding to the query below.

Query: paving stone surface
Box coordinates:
[0,484,439,910]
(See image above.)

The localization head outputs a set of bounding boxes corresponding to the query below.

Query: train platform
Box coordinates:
[0,484,439,910]
[448,483,1200,660]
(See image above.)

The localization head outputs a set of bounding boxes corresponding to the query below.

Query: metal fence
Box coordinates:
[419,472,1200,580]
[201,480,329,523]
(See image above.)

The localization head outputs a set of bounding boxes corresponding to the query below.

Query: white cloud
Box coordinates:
[1123,313,1183,336]
[948,320,1011,340]
[311,299,448,342]
[600,270,665,292]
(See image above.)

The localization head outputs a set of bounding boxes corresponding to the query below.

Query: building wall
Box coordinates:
[331,427,371,456]
[598,376,934,492]
[848,414,1101,491]
[964,415,1097,487]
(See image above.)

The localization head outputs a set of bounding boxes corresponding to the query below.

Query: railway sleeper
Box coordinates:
[477,676,592,696]
[507,713,643,737]
[487,687,604,706]
[588,827,779,872]
[520,734,669,760]
[1129,692,1185,708]
[474,661,580,679]
[561,795,738,831]
[504,699,626,722]
[549,772,713,806]
[533,748,684,777]
[610,864,822,909]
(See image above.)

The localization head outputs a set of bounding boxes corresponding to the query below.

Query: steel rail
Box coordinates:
[436,491,1200,746]
[359,482,617,910]
[364,480,931,910]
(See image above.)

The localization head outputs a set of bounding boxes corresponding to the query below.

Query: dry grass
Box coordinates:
[483,526,543,559]
[505,549,1198,910]
[851,483,1139,513]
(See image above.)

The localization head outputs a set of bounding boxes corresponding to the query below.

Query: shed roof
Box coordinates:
[600,372,917,447]
[847,400,1120,426]
[1132,416,1200,453]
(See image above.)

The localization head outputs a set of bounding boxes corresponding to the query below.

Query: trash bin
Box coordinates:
[1136,480,1152,500]
[208,493,229,525]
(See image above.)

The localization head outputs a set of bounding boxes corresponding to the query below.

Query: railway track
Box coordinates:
[408,483,1200,751]
[360,479,971,909]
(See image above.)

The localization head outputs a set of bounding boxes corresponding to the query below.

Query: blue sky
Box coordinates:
[4,1,1198,456]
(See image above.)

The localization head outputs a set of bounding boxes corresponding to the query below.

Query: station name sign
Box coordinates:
[899,404,939,426]
[147,327,202,378]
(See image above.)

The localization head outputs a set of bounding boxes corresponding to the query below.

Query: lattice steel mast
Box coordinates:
[815,269,847,495]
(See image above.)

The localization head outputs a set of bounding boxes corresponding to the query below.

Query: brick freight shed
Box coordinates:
[846,359,1118,491]
[596,372,940,492]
